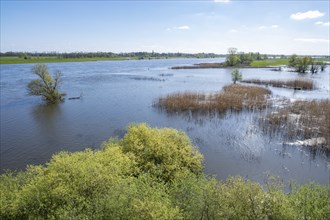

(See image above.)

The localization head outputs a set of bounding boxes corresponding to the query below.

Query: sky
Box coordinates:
[0,0,329,55]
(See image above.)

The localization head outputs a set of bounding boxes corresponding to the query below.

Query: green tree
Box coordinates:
[231,69,242,84]
[288,55,312,73]
[27,64,65,104]
[226,47,241,66]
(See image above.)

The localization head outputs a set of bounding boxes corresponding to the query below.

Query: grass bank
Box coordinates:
[262,100,330,150]
[156,84,271,114]
[1,124,329,219]
[241,78,314,90]
[172,59,289,69]
[249,59,288,67]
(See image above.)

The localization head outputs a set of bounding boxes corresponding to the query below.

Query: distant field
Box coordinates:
[250,58,330,68]
[250,59,288,67]
[0,56,132,64]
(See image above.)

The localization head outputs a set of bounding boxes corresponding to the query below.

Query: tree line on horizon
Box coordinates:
[0,51,221,59]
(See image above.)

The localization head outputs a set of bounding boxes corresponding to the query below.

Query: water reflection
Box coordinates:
[31,104,63,147]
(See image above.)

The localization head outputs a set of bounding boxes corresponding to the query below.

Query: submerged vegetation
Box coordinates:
[262,100,330,150]
[27,64,65,104]
[156,84,271,114]
[1,124,329,219]
[241,78,314,90]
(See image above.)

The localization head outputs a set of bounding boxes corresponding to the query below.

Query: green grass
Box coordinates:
[0,56,133,64]
[250,59,288,67]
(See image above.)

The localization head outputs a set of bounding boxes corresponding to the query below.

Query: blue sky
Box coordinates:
[1,0,329,55]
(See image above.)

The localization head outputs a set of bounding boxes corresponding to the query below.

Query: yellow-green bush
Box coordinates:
[0,124,329,219]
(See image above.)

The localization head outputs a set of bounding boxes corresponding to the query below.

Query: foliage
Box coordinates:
[288,55,313,73]
[120,123,204,182]
[231,69,242,84]
[1,124,329,219]
[226,47,241,66]
[27,64,65,104]
[225,48,268,67]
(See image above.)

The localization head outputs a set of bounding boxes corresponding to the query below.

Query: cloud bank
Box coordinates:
[290,10,324,20]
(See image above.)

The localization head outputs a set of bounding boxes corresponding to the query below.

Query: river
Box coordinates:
[1,58,329,184]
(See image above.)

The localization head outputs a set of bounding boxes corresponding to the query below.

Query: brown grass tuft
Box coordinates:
[264,100,330,150]
[156,84,271,114]
[241,78,314,90]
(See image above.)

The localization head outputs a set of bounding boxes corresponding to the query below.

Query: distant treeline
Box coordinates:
[0,51,223,59]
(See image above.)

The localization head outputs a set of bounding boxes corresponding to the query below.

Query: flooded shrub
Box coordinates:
[241,78,314,90]
[156,84,271,114]
[231,69,242,84]
[27,64,65,104]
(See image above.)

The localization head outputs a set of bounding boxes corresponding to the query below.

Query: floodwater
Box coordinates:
[1,58,329,184]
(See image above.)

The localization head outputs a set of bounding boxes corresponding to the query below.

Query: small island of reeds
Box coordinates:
[241,78,314,90]
[155,84,271,114]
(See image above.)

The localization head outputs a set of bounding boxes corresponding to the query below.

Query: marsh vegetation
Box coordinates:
[156,84,271,114]
[262,100,330,150]
[241,78,314,90]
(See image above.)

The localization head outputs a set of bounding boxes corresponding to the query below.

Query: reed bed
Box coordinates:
[263,100,330,150]
[156,84,271,114]
[241,79,314,90]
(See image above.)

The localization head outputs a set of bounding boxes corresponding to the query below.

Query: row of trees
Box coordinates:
[226,48,268,66]
[0,51,221,59]
[288,55,327,74]
[1,124,329,219]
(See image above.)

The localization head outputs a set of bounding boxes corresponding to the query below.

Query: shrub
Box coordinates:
[0,124,329,219]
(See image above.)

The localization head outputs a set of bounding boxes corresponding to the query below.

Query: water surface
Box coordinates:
[1,58,329,184]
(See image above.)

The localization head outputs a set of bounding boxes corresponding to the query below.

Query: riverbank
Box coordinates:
[0,56,132,64]
[171,58,329,69]
[171,59,288,69]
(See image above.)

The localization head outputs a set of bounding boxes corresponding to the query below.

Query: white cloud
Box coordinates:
[175,25,190,30]
[214,0,231,3]
[290,10,325,20]
[294,38,329,43]
[167,25,191,31]
[229,29,238,33]
[257,25,279,30]
[315,21,330,26]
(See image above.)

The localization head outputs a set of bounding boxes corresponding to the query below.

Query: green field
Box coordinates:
[250,59,289,67]
[0,56,133,64]
[250,58,329,68]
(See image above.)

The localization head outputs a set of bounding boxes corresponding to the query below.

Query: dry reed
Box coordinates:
[156,84,271,114]
[241,79,314,90]
[264,100,330,150]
